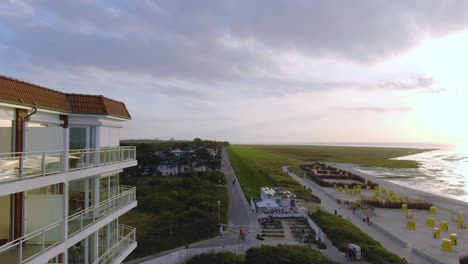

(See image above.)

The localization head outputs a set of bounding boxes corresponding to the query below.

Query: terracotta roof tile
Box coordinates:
[0,75,131,119]
[0,75,69,112]
[102,97,131,119]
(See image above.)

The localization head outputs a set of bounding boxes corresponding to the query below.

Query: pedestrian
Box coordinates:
[353,207,356,215]
[345,244,349,258]
[366,216,370,225]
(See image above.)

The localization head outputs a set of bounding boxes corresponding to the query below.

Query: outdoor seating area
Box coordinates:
[259,216,284,238]
[285,218,315,243]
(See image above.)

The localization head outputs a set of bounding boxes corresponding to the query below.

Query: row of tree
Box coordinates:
[121,138,229,177]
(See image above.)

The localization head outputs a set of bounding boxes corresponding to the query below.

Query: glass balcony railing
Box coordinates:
[0,146,136,183]
[93,225,136,264]
[0,219,63,264]
[68,147,136,171]
[0,186,136,264]
[68,186,136,237]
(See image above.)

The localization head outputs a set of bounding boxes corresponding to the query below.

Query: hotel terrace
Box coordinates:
[0,75,137,263]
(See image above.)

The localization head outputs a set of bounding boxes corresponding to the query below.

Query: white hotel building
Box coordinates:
[0,76,138,263]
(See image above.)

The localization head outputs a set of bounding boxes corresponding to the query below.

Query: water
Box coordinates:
[356,143,468,203]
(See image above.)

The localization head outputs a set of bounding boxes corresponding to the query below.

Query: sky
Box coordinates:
[1,1,468,143]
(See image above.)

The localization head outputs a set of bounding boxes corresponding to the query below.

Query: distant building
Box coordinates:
[154,148,208,176]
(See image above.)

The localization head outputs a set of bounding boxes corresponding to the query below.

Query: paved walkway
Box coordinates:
[283,166,432,264]
[181,149,260,249]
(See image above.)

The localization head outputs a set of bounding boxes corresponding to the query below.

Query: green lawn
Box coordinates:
[247,145,433,168]
[227,146,319,202]
[120,172,228,260]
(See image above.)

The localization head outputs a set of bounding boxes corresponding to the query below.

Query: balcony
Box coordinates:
[0,186,136,264]
[93,225,136,264]
[0,220,63,264]
[0,146,136,183]
[68,186,136,237]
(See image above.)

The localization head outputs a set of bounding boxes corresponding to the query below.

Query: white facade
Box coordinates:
[0,104,137,263]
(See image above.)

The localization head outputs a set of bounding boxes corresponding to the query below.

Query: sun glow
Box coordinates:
[396,31,468,144]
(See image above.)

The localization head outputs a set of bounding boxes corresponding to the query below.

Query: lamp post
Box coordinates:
[217,200,221,224]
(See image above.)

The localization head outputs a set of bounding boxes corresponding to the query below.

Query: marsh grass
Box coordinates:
[248,145,433,168]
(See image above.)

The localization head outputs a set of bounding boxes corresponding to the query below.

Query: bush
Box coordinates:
[186,252,244,264]
[310,210,405,264]
[361,200,432,210]
[245,245,338,264]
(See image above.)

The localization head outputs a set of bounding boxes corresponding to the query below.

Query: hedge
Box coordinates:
[245,245,338,264]
[186,252,243,264]
[309,210,406,264]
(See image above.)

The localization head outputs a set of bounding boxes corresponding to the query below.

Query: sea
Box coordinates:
[353,142,468,203]
[239,141,468,203]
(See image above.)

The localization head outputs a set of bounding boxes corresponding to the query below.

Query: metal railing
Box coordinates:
[0,146,136,183]
[69,146,136,171]
[0,186,136,264]
[0,219,64,264]
[68,186,136,237]
[0,150,64,182]
[93,225,136,264]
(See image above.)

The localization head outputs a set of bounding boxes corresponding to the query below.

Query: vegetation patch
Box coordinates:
[186,252,244,264]
[309,210,406,264]
[245,245,338,264]
[227,146,320,202]
[248,145,433,168]
[120,171,228,260]
[361,200,432,210]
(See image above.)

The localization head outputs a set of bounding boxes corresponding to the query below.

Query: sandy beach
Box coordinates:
[331,162,468,214]
[317,162,468,264]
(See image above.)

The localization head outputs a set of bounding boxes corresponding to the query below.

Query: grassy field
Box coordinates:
[227,146,320,202]
[247,145,433,168]
[120,172,228,259]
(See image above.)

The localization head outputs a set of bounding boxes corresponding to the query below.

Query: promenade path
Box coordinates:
[187,148,259,248]
[283,166,432,264]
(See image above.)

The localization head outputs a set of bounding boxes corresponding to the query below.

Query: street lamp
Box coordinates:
[217,200,221,224]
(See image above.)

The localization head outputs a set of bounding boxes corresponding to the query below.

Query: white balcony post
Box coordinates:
[41,152,46,176]
[94,177,100,218]
[85,179,90,216]
[93,231,99,263]
[19,153,24,179]
[84,236,89,264]
[62,181,68,242]
[41,229,45,252]
[18,238,23,264]
[63,127,69,172]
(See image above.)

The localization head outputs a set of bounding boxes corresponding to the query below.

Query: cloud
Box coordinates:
[339,106,414,113]
[2,0,468,83]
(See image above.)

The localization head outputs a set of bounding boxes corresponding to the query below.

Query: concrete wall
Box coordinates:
[304,214,325,242]
[100,126,120,147]
[0,195,10,240]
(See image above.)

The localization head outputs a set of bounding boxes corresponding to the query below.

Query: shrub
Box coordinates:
[186,252,243,264]
[245,245,338,264]
[361,200,432,210]
[310,210,405,264]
